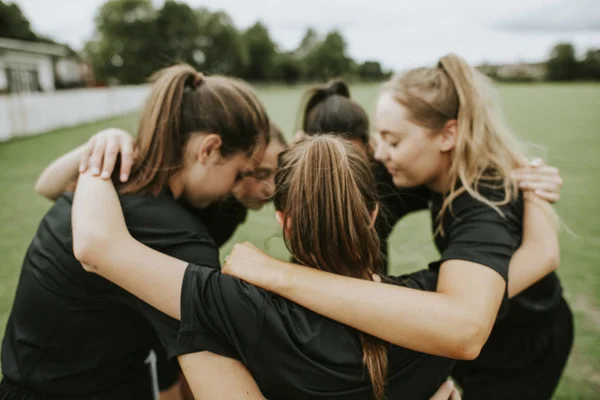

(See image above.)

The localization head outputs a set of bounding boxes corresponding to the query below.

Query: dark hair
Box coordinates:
[274,135,387,400]
[299,79,370,145]
[120,64,270,196]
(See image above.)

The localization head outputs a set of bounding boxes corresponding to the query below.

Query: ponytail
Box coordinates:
[120,64,270,196]
[297,79,370,145]
[384,53,528,234]
[274,135,388,399]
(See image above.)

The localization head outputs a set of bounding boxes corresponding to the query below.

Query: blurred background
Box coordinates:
[0,1,599,398]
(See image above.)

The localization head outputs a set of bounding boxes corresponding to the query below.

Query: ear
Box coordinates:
[196,134,223,165]
[370,203,379,228]
[439,119,458,152]
[275,210,286,230]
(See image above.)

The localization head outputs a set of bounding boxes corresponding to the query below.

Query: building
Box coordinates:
[0,37,90,94]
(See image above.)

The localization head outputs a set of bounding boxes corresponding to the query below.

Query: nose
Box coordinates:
[262,178,275,198]
[374,139,388,162]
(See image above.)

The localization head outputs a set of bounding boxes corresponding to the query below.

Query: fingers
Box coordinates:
[450,388,462,400]
[429,380,455,400]
[533,190,560,203]
[80,136,95,173]
[371,273,382,283]
[119,141,135,182]
[101,137,120,179]
[88,135,107,176]
[517,181,560,192]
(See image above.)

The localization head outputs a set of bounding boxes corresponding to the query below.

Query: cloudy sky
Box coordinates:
[12,0,600,70]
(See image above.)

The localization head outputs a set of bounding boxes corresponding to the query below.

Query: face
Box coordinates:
[373,93,448,188]
[233,141,286,210]
[181,134,259,208]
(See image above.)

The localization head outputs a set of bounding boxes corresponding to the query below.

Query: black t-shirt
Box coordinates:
[372,161,430,273]
[187,196,249,248]
[1,191,228,396]
[427,184,563,351]
[179,264,454,400]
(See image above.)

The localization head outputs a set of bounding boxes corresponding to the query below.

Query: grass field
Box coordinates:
[1,83,599,398]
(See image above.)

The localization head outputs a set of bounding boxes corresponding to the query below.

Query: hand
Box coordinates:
[79,128,136,182]
[222,242,286,292]
[512,158,563,203]
[429,380,461,400]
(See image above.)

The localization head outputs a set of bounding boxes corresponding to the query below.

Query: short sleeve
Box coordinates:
[438,197,521,282]
[116,195,237,359]
[178,264,266,362]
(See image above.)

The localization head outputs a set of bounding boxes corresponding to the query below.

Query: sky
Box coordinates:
[12,0,600,71]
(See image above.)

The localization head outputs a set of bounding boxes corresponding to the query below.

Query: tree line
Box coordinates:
[2,0,598,85]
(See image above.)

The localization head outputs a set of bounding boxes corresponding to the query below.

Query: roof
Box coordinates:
[0,37,68,57]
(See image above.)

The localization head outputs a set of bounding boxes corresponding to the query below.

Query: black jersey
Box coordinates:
[178,264,454,400]
[1,191,230,397]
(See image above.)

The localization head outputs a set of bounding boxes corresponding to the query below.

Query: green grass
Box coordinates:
[1,83,599,398]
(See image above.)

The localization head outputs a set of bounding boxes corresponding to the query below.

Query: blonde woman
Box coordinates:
[222,54,573,400]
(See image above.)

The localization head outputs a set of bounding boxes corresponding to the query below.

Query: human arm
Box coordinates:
[506,192,559,297]
[35,128,135,200]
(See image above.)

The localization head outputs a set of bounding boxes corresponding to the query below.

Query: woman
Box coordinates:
[296,79,563,274]
[72,133,558,400]
[35,122,288,249]
[0,64,270,399]
[221,55,573,400]
[32,123,288,399]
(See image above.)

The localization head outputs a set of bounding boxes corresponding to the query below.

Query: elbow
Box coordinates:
[72,227,110,266]
[449,317,490,361]
[34,180,55,201]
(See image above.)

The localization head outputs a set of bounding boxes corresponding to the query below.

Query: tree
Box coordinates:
[274,52,302,84]
[581,49,600,80]
[154,1,202,68]
[305,30,352,81]
[0,1,37,41]
[195,8,247,76]
[87,0,158,85]
[241,21,277,81]
[358,61,384,81]
[546,43,579,81]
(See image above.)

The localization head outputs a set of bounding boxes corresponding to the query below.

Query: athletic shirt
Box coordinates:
[187,196,248,247]
[178,265,454,400]
[1,191,230,397]
[427,183,564,366]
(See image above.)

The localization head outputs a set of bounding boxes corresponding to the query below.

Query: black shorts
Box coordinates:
[452,297,574,400]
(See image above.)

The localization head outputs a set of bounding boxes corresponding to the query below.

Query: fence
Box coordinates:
[0,85,150,142]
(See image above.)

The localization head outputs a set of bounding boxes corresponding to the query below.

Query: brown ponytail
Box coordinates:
[120,64,270,196]
[274,135,388,399]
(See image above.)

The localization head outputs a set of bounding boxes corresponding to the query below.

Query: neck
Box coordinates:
[168,173,185,199]
[427,158,453,194]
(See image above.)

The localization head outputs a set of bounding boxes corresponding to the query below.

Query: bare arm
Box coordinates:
[36,128,135,201]
[35,145,85,200]
[507,192,559,297]
[72,173,265,398]
[223,244,503,360]
[178,353,265,399]
[72,172,186,320]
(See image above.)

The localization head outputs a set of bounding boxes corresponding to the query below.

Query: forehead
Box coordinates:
[374,93,411,132]
[259,141,286,168]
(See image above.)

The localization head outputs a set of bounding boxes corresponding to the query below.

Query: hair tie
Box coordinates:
[193,72,204,88]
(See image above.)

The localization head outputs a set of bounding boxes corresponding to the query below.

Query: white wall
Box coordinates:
[0,85,150,142]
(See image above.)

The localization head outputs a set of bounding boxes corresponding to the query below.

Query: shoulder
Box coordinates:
[119,192,214,241]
